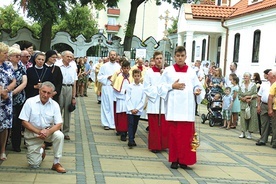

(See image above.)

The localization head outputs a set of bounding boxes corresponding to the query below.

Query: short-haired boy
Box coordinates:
[126,69,146,147]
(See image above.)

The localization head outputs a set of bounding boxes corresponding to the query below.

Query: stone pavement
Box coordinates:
[0,88,276,184]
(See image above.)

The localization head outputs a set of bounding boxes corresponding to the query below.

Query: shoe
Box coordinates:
[13,147,21,152]
[84,94,88,97]
[230,126,236,129]
[146,126,149,131]
[128,142,136,148]
[151,150,159,153]
[256,142,266,146]
[220,126,226,129]
[272,145,276,149]
[0,153,7,161]
[116,132,121,136]
[239,132,245,138]
[109,128,115,130]
[64,135,70,140]
[120,135,127,141]
[195,113,200,116]
[179,164,187,169]
[41,144,46,161]
[97,101,101,104]
[104,126,109,130]
[80,95,83,97]
[170,162,178,169]
[51,163,66,173]
[226,127,230,130]
[246,132,252,139]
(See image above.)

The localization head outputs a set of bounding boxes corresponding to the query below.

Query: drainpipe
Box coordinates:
[221,18,229,77]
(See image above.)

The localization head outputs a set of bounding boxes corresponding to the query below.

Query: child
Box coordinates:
[126,69,146,148]
[112,59,132,141]
[211,93,222,109]
[229,74,240,129]
[221,87,233,129]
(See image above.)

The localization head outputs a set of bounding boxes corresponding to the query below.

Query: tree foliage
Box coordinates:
[56,4,98,41]
[0,5,27,36]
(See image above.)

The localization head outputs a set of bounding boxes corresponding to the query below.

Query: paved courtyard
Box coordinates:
[0,88,275,184]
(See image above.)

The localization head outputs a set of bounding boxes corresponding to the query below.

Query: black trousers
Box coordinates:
[11,104,23,150]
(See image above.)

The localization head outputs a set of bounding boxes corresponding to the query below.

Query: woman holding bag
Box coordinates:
[238,72,258,139]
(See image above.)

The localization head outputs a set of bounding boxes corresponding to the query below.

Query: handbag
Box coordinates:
[244,103,251,120]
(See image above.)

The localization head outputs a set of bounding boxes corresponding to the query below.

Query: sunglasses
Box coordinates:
[22,55,31,58]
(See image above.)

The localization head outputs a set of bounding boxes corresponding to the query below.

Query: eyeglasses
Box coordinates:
[22,55,31,58]
[11,55,21,58]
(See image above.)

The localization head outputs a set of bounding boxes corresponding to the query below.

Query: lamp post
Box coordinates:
[98,29,104,57]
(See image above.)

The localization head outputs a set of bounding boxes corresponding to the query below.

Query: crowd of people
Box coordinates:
[0,41,275,174]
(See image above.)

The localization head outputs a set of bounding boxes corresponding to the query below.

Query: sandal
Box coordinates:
[230,126,236,129]
[0,153,7,161]
[220,126,226,128]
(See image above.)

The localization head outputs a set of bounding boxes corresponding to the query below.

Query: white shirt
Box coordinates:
[19,95,62,129]
[97,61,121,86]
[126,83,146,115]
[159,65,205,121]
[58,63,78,84]
[143,68,165,114]
[258,81,270,103]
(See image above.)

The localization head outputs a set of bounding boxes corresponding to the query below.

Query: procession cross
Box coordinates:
[159,9,174,40]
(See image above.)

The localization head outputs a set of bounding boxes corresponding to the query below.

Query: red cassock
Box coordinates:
[168,121,196,165]
[148,114,169,151]
[116,112,128,132]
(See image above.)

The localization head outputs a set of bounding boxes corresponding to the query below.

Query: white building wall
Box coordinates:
[96,1,176,42]
[226,9,276,79]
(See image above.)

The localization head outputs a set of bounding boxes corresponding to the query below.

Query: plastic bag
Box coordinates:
[245,104,251,120]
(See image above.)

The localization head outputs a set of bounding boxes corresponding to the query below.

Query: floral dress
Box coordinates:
[0,62,15,131]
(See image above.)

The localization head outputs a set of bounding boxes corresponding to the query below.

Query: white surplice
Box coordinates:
[159,65,205,122]
[97,61,121,128]
[143,68,165,114]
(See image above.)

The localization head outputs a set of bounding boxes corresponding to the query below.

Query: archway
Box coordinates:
[51,43,73,53]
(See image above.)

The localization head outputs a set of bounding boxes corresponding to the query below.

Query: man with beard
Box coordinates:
[97,51,121,130]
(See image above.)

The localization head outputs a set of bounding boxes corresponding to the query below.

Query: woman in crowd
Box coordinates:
[229,73,240,129]
[77,57,86,97]
[8,47,27,152]
[253,72,262,134]
[238,72,258,139]
[44,50,63,103]
[0,42,16,160]
[209,67,225,94]
[25,52,53,99]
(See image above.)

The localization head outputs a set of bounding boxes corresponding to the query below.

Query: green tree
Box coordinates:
[0,5,27,37]
[167,18,178,34]
[17,0,119,51]
[124,0,188,52]
[56,4,98,41]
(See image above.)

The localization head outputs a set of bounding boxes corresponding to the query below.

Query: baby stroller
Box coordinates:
[201,88,224,127]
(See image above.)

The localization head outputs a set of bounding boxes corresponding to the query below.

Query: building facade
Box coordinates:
[176,0,276,78]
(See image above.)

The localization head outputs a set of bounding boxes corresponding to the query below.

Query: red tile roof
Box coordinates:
[231,0,276,17]
[190,0,276,19]
[191,5,237,19]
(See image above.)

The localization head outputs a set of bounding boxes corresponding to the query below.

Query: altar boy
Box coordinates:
[112,59,133,141]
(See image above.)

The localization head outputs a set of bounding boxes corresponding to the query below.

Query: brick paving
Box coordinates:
[0,88,276,184]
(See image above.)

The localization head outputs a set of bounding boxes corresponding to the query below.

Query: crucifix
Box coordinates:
[159,9,174,40]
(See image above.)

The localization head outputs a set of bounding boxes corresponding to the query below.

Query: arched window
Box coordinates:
[252,30,261,63]
[192,41,196,63]
[201,39,206,61]
[233,33,240,63]
[216,36,221,66]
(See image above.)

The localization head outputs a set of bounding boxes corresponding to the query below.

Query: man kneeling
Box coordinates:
[19,81,66,173]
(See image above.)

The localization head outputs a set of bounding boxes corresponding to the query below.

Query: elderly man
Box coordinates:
[56,51,77,140]
[19,82,66,173]
[20,50,33,69]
